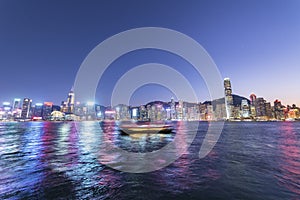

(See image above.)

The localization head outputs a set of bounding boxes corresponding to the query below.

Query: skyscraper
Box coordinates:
[254,97,273,119]
[61,87,75,114]
[42,102,53,120]
[274,99,284,120]
[224,78,233,119]
[241,99,250,118]
[67,88,75,113]
[21,98,32,119]
[170,97,176,120]
[249,94,257,118]
[33,103,43,119]
[250,94,257,106]
[13,98,21,110]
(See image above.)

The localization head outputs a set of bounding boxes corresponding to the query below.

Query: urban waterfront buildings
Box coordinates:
[0,78,299,121]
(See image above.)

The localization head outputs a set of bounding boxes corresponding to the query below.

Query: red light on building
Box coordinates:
[44,102,53,106]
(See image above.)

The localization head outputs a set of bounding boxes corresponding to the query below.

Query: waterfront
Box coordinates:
[0,121,299,199]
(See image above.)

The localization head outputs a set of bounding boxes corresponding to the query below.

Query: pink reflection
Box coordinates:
[277,122,300,196]
[41,122,56,164]
[66,122,79,167]
[173,121,189,156]
[154,121,220,192]
[98,121,118,165]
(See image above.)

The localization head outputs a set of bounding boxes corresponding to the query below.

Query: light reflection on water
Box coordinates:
[277,122,300,197]
[0,121,299,199]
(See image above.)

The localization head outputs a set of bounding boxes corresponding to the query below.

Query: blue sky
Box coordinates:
[0,0,299,106]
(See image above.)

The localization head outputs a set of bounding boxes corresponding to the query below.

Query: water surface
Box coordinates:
[0,121,299,199]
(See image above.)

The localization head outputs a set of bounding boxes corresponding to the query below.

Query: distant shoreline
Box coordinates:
[1,119,299,123]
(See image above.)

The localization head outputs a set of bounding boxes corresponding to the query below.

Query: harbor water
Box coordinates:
[0,121,299,199]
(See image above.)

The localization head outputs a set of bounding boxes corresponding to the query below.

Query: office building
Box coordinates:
[42,102,53,120]
[33,103,43,119]
[224,78,233,119]
[21,98,32,119]
[67,88,75,113]
[241,99,250,118]
[13,98,21,110]
[250,94,257,106]
[274,99,284,120]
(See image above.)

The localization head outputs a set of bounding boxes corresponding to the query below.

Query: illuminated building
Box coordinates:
[265,102,273,119]
[61,101,68,113]
[21,98,32,119]
[33,103,43,119]
[12,99,22,119]
[42,102,53,120]
[250,94,257,106]
[265,102,274,119]
[130,107,140,120]
[182,102,200,120]
[249,94,257,118]
[176,100,184,120]
[3,102,11,112]
[0,102,12,120]
[255,98,266,117]
[232,106,241,119]
[50,111,65,121]
[199,103,207,120]
[254,97,273,120]
[114,104,130,120]
[250,106,256,118]
[139,105,148,121]
[86,101,96,119]
[61,87,75,114]
[13,98,21,110]
[241,99,250,118]
[288,109,299,119]
[206,105,214,120]
[224,78,233,119]
[214,103,226,120]
[274,100,284,120]
[95,104,105,120]
[67,88,75,113]
[170,97,176,120]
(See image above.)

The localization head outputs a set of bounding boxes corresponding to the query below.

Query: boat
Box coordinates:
[119,123,173,135]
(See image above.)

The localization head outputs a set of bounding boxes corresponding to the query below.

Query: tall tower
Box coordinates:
[224,78,233,119]
[67,87,75,113]
[250,93,257,118]
[250,94,257,106]
[170,97,176,120]
[21,98,32,119]
[13,98,21,110]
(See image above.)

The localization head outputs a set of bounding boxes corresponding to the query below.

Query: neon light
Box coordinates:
[105,110,116,114]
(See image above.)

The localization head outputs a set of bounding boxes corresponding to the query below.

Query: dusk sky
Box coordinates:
[0,0,299,106]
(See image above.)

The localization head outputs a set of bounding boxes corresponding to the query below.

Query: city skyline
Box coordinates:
[0,1,300,106]
[0,81,299,108]
[0,77,299,122]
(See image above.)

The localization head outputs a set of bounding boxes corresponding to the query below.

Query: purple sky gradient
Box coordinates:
[0,0,299,106]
